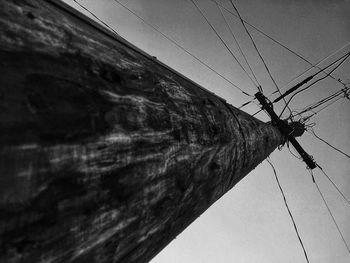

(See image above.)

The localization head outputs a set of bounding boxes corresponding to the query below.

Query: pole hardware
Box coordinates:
[255,92,317,169]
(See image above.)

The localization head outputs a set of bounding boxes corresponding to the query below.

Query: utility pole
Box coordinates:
[0,1,286,262]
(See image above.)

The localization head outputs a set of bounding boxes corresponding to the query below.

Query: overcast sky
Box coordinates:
[63,0,350,262]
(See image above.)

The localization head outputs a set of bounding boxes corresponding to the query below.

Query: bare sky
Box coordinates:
[63,0,350,262]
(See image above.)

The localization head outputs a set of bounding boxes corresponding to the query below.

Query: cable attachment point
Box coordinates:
[255,91,316,169]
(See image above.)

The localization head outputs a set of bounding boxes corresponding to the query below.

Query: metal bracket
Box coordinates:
[255,92,316,169]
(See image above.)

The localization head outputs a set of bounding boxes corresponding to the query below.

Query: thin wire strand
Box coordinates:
[309,130,350,159]
[316,164,350,208]
[210,0,349,89]
[270,42,350,97]
[228,0,293,116]
[312,172,350,254]
[216,3,260,88]
[309,96,344,116]
[238,99,255,109]
[188,0,257,92]
[72,0,121,35]
[267,158,310,263]
[252,108,262,117]
[294,86,349,117]
[92,0,253,97]
[301,95,345,121]
[279,52,350,117]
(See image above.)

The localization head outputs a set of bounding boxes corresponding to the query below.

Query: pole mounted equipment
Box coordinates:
[255,92,317,169]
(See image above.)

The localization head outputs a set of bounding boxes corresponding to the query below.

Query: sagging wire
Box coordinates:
[267,158,310,263]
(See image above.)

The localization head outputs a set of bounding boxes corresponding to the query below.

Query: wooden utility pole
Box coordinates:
[0,1,285,262]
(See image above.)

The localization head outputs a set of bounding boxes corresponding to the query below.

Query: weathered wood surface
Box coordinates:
[0,1,284,262]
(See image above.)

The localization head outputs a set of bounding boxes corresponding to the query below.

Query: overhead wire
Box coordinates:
[216,3,261,88]
[272,52,350,105]
[112,0,255,97]
[270,42,350,97]
[300,95,346,122]
[238,98,255,109]
[308,129,350,159]
[188,0,258,92]
[72,0,120,35]
[68,0,350,258]
[316,164,350,208]
[267,158,310,263]
[293,86,349,117]
[284,146,350,256]
[227,0,293,117]
[210,0,349,89]
[310,169,350,254]
[279,52,350,117]
[307,96,344,117]
[227,1,269,92]
[76,0,254,97]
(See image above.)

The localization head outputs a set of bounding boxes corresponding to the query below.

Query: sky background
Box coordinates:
[63,0,350,262]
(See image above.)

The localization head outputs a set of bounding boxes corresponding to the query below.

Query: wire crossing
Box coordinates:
[227,0,293,117]
[267,158,310,263]
[74,0,253,97]
[216,3,261,88]
[279,52,350,117]
[188,0,258,92]
[293,86,349,118]
[211,0,348,89]
[271,42,350,97]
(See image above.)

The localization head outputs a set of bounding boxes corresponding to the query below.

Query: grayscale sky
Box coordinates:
[63,0,350,262]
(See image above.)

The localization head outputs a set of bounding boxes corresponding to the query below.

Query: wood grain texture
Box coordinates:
[0,1,285,262]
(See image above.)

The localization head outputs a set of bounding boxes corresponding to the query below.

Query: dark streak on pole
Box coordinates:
[0,1,285,262]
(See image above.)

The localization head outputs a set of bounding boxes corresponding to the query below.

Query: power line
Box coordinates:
[238,98,255,109]
[77,0,253,97]
[188,0,258,92]
[271,42,350,97]
[312,171,350,254]
[227,0,293,117]
[216,3,261,88]
[305,96,344,119]
[210,0,348,89]
[272,52,350,104]
[267,158,310,263]
[316,164,350,208]
[294,86,349,117]
[279,52,350,117]
[72,0,120,36]
[300,94,346,121]
[309,129,350,159]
